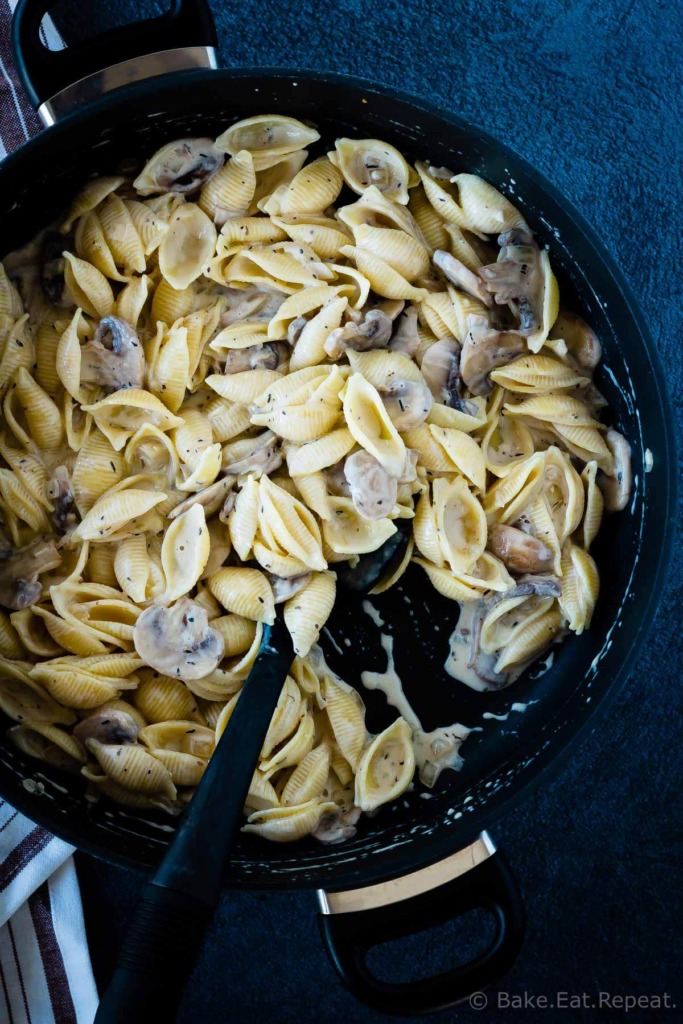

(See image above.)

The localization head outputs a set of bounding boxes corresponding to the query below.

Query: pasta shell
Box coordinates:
[323,497,397,555]
[559,542,599,634]
[279,157,343,215]
[284,571,336,656]
[11,368,64,449]
[432,476,487,574]
[258,475,326,570]
[242,798,337,842]
[449,173,527,235]
[160,503,211,602]
[340,245,427,302]
[259,710,315,774]
[71,485,167,542]
[355,717,415,812]
[98,194,146,275]
[0,659,76,725]
[82,388,183,450]
[123,200,169,255]
[289,296,348,372]
[428,424,486,490]
[60,176,125,232]
[281,743,330,806]
[63,253,115,318]
[262,676,302,758]
[215,115,320,169]
[146,322,190,413]
[353,225,430,281]
[220,217,287,246]
[207,369,282,405]
[491,353,589,393]
[115,274,151,327]
[343,372,406,477]
[494,604,563,674]
[139,720,215,759]
[0,610,25,659]
[332,139,415,204]
[134,673,203,724]
[210,615,257,658]
[159,203,217,290]
[580,461,604,550]
[208,567,276,624]
[75,211,128,282]
[408,185,450,250]
[286,428,355,476]
[229,475,259,558]
[199,150,256,220]
[151,277,196,324]
[321,675,366,772]
[85,738,176,798]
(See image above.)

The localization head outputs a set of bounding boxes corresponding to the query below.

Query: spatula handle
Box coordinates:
[94,614,294,1024]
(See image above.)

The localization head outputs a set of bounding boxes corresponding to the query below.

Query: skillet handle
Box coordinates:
[11,0,218,123]
[317,834,525,1015]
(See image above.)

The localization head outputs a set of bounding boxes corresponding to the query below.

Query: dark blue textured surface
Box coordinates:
[52,0,682,1020]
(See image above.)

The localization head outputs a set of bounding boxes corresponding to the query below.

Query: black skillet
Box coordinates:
[1,0,677,1015]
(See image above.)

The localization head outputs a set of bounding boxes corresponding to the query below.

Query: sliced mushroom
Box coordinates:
[74,708,140,746]
[389,306,420,356]
[460,314,526,396]
[362,297,405,321]
[465,575,561,687]
[478,229,541,335]
[133,138,224,195]
[313,805,361,844]
[324,460,351,498]
[222,431,282,477]
[220,287,284,326]
[344,450,398,521]
[379,377,433,430]
[0,539,62,611]
[80,316,145,391]
[399,448,420,484]
[218,491,237,525]
[324,309,393,359]
[223,341,288,374]
[433,249,493,306]
[597,429,632,511]
[168,476,234,520]
[420,337,461,405]
[266,572,312,604]
[287,317,308,345]
[41,229,71,306]
[489,524,554,574]
[551,310,602,371]
[133,597,225,681]
[48,465,77,534]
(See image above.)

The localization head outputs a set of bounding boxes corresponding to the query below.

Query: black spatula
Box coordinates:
[95,524,410,1024]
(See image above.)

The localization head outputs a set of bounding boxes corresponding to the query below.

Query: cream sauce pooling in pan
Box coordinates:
[359,625,470,787]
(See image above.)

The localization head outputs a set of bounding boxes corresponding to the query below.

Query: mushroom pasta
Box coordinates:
[0,115,631,842]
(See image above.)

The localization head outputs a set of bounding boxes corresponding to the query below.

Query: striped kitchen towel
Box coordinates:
[0,4,99,1023]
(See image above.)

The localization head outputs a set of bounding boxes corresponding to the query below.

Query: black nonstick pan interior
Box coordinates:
[0,70,675,890]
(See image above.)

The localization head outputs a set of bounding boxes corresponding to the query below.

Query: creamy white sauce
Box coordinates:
[644,448,653,472]
[361,599,385,628]
[482,701,536,722]
[360,631,470,787]
[322,627,344,657]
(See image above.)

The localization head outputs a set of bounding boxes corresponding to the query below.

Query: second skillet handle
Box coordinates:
[11,0,218,123]
[318,833,525,1015]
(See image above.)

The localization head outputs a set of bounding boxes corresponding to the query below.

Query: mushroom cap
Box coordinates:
[344,450,398,521]
[489,524,554,574]
[379,377,433,430]
[133,597,225,681]
[133,138,224,195]
[74,708,140,746]
[420,337,461,405]
[80,316,145,391]
[460,314,526,396]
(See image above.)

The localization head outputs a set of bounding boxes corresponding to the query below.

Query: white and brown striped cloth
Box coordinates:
[0,3,99,1022]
